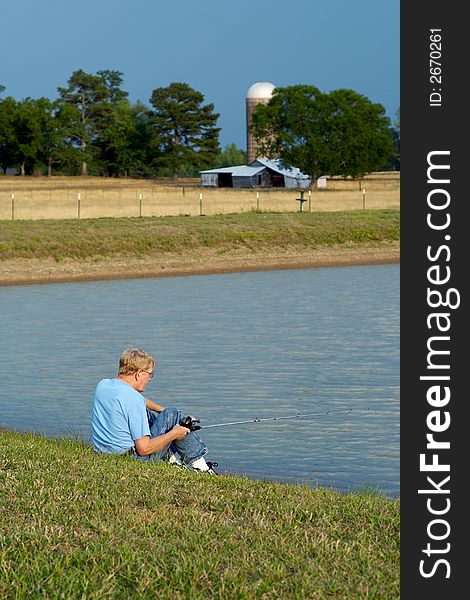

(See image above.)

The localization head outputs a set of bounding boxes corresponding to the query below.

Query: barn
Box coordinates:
[200,158,311,189]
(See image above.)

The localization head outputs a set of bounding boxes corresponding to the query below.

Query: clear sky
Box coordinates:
[1,0,399,149]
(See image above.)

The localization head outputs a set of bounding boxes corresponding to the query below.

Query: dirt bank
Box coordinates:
[0,242,399,286]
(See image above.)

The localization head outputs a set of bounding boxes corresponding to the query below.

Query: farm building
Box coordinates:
[200,158,311,189]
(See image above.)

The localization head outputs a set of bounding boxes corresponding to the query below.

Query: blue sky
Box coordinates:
[1,0,399,148]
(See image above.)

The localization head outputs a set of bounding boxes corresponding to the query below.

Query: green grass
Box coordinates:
[0,429,400,599]
[0,210,400,262]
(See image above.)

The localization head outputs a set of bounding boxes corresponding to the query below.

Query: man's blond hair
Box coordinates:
[118,347,155,375]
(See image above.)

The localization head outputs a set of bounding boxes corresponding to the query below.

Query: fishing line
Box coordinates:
[186,408,372,431]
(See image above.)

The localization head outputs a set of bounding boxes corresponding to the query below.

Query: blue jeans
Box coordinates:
[134,407,207,464]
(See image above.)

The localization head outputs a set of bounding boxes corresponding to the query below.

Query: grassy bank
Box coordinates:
[0,430,399,599]
[0,210,399,262]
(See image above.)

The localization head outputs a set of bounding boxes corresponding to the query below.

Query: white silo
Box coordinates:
[246,81,275,163]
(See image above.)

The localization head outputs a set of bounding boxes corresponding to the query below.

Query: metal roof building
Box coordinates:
[200,158,311,189]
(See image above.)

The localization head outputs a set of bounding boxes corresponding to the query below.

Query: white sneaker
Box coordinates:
[193,461,219,475]
[167,452,183,466]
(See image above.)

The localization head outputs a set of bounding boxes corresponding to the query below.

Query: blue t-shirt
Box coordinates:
[92,378,150,453]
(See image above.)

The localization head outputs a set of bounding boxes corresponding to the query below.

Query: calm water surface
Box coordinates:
[0,265,399,496]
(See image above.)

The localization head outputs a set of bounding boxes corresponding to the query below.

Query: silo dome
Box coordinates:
[246,81,275,99]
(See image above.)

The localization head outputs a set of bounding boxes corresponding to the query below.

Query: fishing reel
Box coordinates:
[180,415,201,431]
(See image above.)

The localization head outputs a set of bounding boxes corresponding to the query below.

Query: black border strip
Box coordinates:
[401,2,466,597]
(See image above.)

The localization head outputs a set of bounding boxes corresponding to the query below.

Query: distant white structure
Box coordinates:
[246,82,275,162]
[200,158,311,189]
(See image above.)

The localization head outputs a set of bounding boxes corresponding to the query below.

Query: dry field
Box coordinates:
[0,174,400,220]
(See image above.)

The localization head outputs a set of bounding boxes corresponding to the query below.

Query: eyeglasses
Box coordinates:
[140,370,154,379]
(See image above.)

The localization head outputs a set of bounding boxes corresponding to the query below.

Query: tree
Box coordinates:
[391,107,400,170]
[94,100,148,177]
[149,82,220,177]
[33,98,72,176]
[13,98,51,175]
[0,97,66,176]
[380,107,400,171]
[251,85,394,186]
[0,95,17,173]
[214,143,246,168]
[56,69,128,175]
[3,97,45,175]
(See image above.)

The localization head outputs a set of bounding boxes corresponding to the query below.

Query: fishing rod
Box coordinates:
[181,408,371,431]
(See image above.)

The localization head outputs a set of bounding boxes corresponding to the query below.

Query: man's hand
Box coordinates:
[171,424,190,440]
[135,424,190,456]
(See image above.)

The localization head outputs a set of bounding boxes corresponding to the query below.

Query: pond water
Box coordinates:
[0,264,399,496]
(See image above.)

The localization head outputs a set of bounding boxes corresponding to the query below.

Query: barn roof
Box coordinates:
[200,158,310,182]
[200,164,264,176]
[252,158,310,182]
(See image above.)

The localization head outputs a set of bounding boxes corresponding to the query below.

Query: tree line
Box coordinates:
[0,70,399,180]
[0,70,244,178]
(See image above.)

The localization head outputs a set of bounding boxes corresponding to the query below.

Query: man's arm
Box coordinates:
[145,398,165,413]
[134,424,189,456]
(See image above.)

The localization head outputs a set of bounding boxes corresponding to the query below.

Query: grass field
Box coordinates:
[0,210,400,262]
[0,430,400,599]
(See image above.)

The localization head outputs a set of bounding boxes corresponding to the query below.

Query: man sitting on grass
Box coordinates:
[92,347,217,474]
